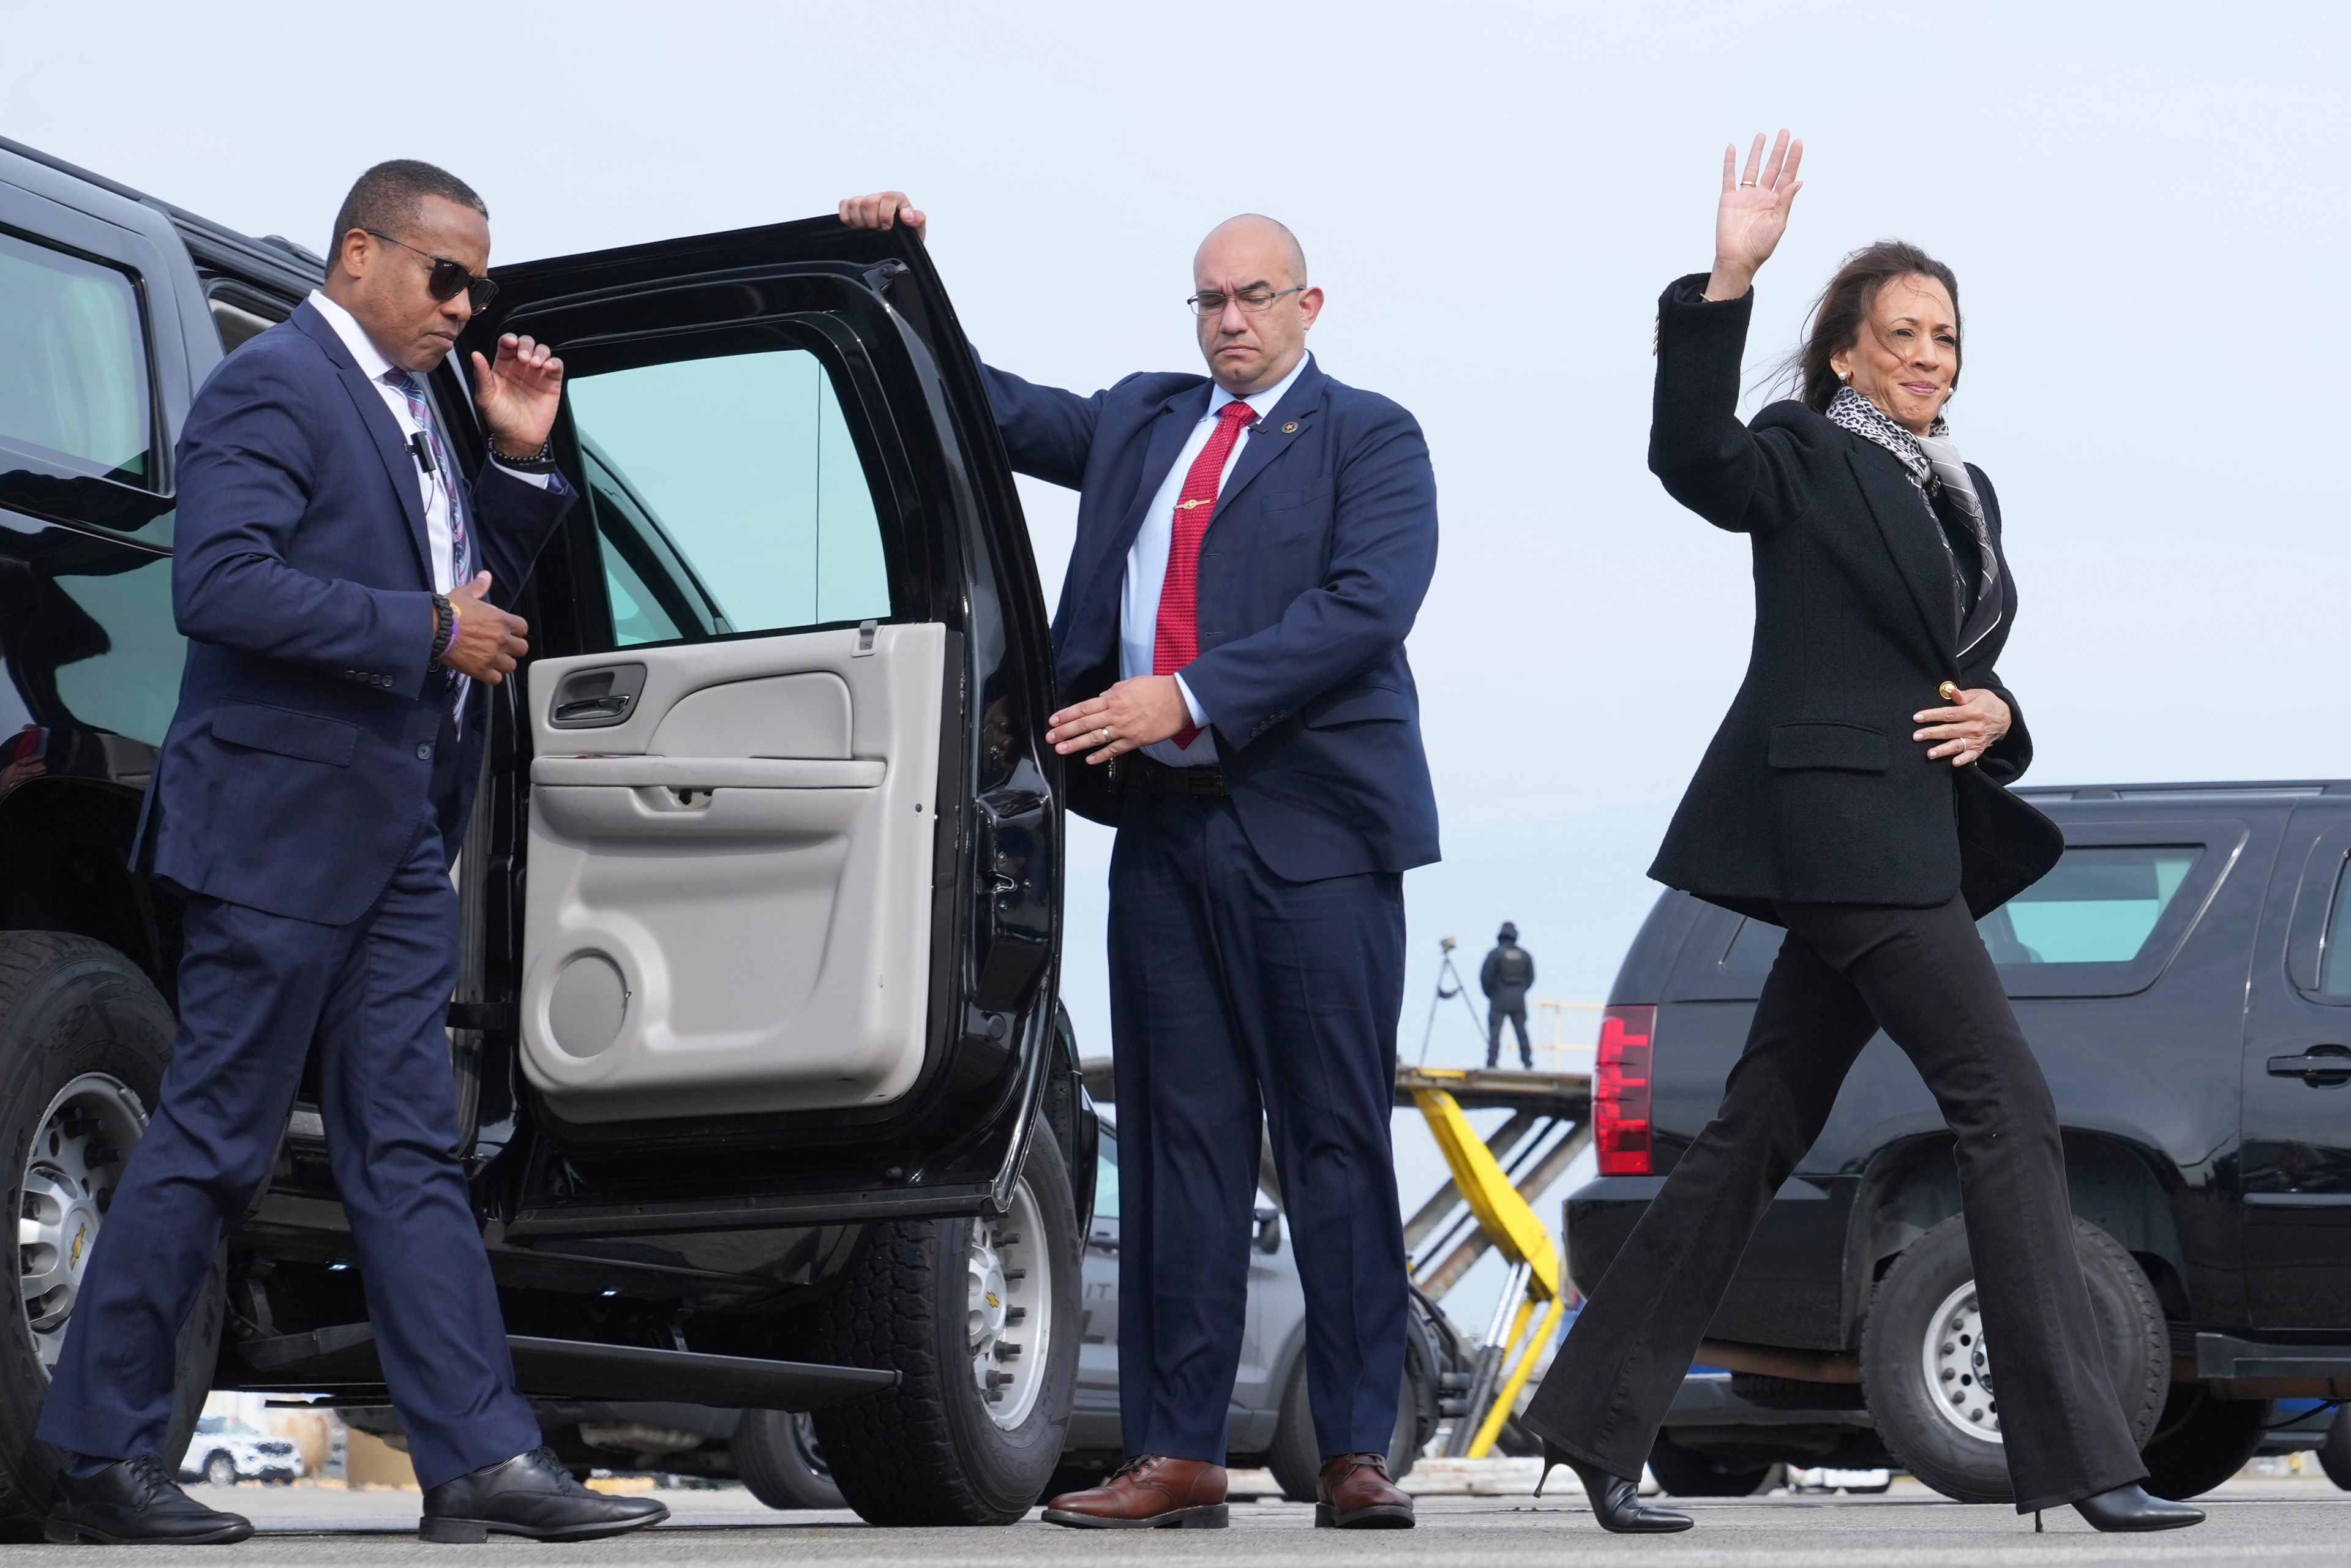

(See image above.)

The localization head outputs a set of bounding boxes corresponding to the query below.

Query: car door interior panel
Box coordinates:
[520,623,945,1122]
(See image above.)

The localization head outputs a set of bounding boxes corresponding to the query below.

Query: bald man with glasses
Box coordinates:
[843,194,1441,1531]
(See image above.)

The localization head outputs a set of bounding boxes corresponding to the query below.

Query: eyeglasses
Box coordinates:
[365,230,500,310]
[1187,284,1307,318]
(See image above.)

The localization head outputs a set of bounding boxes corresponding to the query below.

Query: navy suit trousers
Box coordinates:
[1107,792,1408,1462]
[37,808,538,1490]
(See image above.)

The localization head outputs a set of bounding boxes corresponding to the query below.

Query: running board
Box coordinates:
[2193,1332,2351,1398]
[230,1324,896,1409]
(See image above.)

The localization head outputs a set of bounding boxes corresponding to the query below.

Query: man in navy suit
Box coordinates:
[845,193,1439,1530]
[37,162,664,1547]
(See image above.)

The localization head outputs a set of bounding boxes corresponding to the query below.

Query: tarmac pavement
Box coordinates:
[13,1476,2347,1565]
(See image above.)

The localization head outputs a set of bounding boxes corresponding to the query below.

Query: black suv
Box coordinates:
[1573,781,2351,1503]
[0,135,1093,1532]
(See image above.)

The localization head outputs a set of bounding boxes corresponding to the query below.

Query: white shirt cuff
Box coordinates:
[1172,673,1207,727]
[491,461,555,489]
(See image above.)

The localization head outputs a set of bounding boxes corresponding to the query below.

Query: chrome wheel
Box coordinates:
[967,1175,1051,1430]
[19,1073,148,1374]
[1923,1279,2001,1442]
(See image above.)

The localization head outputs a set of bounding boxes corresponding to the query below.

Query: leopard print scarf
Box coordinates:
[1826,386,2002,657]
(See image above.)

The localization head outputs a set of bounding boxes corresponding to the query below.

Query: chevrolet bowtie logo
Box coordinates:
[70,1221,88,1269]
[986,1291,1001,1308]
[1174,498,1212,510]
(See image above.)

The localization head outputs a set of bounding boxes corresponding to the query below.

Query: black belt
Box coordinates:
[1111,755,1230,798]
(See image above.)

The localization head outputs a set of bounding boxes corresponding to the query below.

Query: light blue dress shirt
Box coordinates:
[1119,353,1311,766]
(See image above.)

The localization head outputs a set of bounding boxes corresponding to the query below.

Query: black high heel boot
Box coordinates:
[1533,1442,1692,1534]
[2071,1484,2203,1532]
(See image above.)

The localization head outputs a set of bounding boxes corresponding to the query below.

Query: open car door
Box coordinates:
[457,220,1059,1135]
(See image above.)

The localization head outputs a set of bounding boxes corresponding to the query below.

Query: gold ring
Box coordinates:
[1938,681,1960,703]
[1740,178,1758,187]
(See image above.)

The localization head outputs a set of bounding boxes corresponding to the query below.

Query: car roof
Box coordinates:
[0,134,324,298]
[2020,779,2351,802]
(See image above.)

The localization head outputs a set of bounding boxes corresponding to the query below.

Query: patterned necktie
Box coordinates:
[383,369,471,588]
[1152,400,1258,746]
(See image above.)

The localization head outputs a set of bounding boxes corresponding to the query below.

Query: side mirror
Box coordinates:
[1253,1202,1282,1255]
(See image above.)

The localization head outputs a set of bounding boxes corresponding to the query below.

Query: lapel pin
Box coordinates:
[1281,421,1298,433]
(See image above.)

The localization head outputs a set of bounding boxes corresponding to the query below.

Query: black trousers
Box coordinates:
[1522,895,2147,1512]
[1487,1002,1531,1068]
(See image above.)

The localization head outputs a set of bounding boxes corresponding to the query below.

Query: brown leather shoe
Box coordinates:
[1316,1451,1415,1529]
[1041,1455,1228,1529]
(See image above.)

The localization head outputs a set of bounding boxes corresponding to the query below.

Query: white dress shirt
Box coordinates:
[307,290,555,590]
[1120,352,1311,766]
[307,290,550,720]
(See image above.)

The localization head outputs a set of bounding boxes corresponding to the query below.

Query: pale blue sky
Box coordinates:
[12,0,2345,1325]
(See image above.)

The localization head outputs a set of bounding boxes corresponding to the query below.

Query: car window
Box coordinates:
[0,230,152,487]
[1978,847,2200,964]
[1094,1133,1119,1221]
[2314,859,2351,997]
[1720,845,2205,973]
[566,348,891,648]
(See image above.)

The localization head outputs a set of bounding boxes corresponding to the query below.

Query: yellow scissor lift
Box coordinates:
[1395,1065,1591,1457]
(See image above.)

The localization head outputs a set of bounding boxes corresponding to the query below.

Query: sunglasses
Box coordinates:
[364,230,500,310]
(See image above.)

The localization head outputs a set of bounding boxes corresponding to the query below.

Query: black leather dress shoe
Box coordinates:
[45,1454,255,1544]
[419,1447,669,1543]
[2073,1483,2205,1532]
[1533,1443,1693,1534]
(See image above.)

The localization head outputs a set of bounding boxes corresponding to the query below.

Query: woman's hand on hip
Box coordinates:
[1047,677,1192,765]
[1914,687,2011,768]
[1704,130,1804,302]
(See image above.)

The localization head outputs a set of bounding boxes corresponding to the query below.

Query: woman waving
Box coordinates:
[1518,132,2202,1537]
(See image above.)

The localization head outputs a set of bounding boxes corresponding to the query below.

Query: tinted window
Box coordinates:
[0,523,182,802]
[2316,860,2351,997]
[1977,847,2200,964]
[1722,916,1785,974]
[1094,1132,1119,1221]
[1720,844,2204,973]
[0,230,152,486]
[567,348,890,648]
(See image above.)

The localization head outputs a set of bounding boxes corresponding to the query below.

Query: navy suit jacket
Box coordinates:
[133,301,573,926]
[984,356,1440,882]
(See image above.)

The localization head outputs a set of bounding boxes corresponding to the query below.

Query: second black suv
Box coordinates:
[1573,781,2351,1502]
[0,135,1092,1533]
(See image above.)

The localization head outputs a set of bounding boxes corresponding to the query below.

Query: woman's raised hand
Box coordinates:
[1704,130,1804,302]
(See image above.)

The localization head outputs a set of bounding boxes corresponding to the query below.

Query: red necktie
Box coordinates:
[1152,400,1258,746]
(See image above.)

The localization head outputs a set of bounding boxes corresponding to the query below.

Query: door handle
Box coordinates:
[554,694,633,722]
[2268,1048,2351,1087]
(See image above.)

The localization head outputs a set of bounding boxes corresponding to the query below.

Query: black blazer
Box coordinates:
[1644,274,2061,921]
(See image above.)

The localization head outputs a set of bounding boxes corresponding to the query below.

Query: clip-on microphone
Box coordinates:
[407,430,437,475]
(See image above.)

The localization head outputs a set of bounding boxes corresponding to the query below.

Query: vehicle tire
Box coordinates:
[0,934,219,1542]
[1646,1433,1777,1497]
[2139,1386,2271,1499]
[201,1450,237,1488]
[2320,1405,2351,1491]
[1265,1327,1440,1504]
[735,1411,846,1510]
[1861,1214,2167,1504]
[810,1131,1081,1525]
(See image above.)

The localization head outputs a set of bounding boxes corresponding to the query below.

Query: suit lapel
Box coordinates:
[1086,384,1210,606]
[1204,362,1325,531]
[293,303,435,585]
[1845,441,1958,673]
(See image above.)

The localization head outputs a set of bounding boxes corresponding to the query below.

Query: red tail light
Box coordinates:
[1594,1004,1657,1176]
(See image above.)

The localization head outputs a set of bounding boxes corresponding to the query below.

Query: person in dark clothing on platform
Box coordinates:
[1480,923,1534,1069]
[36,162,666,1547]
[1517,132,2202,1537]
[839,191,1439,1531]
